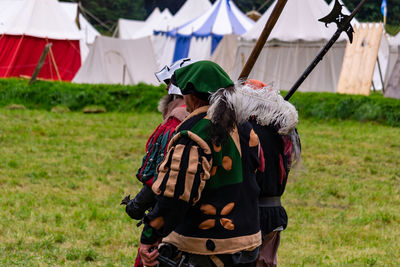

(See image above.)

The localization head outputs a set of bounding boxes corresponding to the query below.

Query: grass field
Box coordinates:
[0,109,399,266]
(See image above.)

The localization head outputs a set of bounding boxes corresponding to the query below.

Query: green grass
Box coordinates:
[0,109,399,266]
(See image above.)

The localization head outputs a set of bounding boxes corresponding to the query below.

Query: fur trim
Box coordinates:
[158,95,173,115]
[231,82,298,135]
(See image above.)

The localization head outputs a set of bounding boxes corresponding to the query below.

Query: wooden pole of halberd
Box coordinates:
[29,43,52,85]
[238,0,287,81]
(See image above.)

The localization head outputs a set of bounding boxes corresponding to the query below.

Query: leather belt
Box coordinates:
[259,196,281,207]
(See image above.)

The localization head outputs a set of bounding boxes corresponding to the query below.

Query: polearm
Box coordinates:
[284,0,368,101]
[238,0,288,80]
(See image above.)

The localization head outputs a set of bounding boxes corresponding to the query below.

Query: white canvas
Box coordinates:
[3,0,81,40]
[73,36,159,85]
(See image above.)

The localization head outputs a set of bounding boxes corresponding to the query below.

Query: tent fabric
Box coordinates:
[116,19,145,40]
[152,0,212,67]
[0,1,24,33]
[152,35,176,68]
[232,41,346,92]
[173,36,192,62]
[132,8,173,39]
[392,32,400,45]
[385,46,400,99]
[188,37,212,61]
[155,0,212,32]
[73,36,158,85]
[0,35,81,81]
[0,0,83,81]
[0,0,99,62]
[160,0,253,63]
[228,0,349,92]
[386,33,400,86]
[59,2,100,61]
[166,0,253,38]
[4,0,81,40]
[117,8,172,40]
[210,34,239,76]
[60,2,100,44]
[115,7,160,39]
[370,23,389,90]
[243,0,345,42]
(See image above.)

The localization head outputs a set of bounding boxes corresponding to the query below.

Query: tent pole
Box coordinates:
[29,43,52,85]
[377,57,385,94]
[48,46,62,81]
[122,64,126,85]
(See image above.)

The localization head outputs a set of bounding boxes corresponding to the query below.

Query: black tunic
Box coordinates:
[250,120,296,235]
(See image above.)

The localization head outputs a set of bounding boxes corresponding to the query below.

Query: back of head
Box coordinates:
[173,61,237,145]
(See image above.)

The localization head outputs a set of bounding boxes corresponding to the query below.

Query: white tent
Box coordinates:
[0,0,82,81]
[117,19,145,40]
[152,0,212,67]
[0,1,23,32]
[116,8,173,40]
[0,0,99,61]
[386,33,400,86]
[155,0,212,32]
[73,36,159,85]
[60,2,100,44]
[210,35,239,76]
[158,0,253,66]
[393,32,400,45]
[225,0,347,92]
[2,0,81,39]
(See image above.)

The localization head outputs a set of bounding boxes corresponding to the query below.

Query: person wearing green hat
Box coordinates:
[138,61,262,267]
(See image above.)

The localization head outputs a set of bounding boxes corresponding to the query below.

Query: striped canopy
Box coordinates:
[165,0,254,38]
[156,0,253,62]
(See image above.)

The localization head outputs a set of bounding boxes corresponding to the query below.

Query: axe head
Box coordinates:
[318,0,354,43]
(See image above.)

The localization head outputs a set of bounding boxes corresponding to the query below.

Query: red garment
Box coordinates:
[134,248,142,267]
[0,34,81,81]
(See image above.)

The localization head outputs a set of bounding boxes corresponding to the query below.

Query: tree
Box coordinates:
[64,0,400,35]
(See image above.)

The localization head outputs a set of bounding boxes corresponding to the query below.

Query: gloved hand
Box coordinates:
[121,186,156,220]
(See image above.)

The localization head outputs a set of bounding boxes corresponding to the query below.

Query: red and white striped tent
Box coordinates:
[0,0,82,81]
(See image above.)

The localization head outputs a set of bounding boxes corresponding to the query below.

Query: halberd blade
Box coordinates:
[318,0,354,43]
[318,0,343,27]
[345,24,355,43]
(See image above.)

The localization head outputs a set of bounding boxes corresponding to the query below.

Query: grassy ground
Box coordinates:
[0,109,399,266]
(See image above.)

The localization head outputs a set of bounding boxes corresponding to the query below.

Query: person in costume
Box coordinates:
[122,59,193,267]
[139,61,262,267]
[231,79,301,267]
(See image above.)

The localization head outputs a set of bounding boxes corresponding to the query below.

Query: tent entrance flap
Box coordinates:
[211,35,223,55]
[173,36,191,62]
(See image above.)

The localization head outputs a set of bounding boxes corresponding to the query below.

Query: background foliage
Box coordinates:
[61,0,400,35]
[1,79,400,127]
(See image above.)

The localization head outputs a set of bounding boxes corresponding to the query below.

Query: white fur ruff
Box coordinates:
[235,82,298,135]
[208,82,298,135]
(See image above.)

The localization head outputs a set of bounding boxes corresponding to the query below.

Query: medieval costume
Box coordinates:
[140,61,262,267]
[123,59,193,267]
[231,80,301,267]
